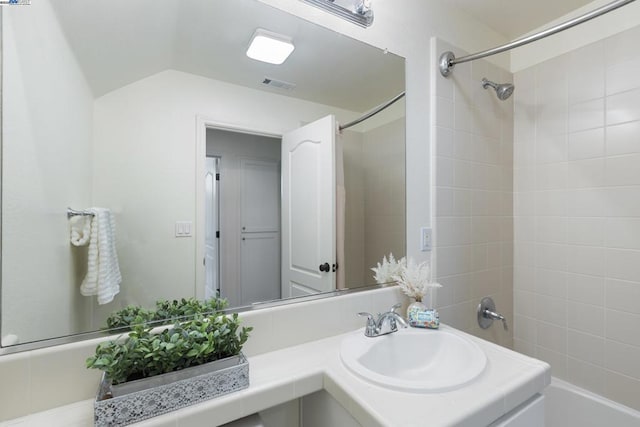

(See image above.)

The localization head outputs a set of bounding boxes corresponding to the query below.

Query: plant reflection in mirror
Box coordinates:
[104,297,229,331]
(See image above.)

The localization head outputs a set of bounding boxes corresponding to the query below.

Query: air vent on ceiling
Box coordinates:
[262,77,296,91]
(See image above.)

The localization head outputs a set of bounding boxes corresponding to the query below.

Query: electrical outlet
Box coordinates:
[420,227,432,251]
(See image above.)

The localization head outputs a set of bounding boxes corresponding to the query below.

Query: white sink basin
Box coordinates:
[340,326,487,392]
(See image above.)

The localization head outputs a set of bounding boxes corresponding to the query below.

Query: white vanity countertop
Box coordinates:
[0,325,550,427]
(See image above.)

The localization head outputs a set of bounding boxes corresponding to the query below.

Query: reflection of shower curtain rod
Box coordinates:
[339,91,405,131]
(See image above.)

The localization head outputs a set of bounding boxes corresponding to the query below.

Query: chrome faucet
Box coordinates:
[358,303,408,337]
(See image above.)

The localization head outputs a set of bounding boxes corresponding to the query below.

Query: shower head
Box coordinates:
[481,78,515,101]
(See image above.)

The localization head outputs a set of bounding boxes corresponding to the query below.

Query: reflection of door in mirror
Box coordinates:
[204,157,220,300]
[282,115,337,298]
[206,129,282,307]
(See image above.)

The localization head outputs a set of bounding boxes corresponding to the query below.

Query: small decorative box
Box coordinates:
[408,308,440,329]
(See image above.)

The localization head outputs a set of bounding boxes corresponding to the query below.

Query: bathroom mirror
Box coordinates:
[1,0,405,349]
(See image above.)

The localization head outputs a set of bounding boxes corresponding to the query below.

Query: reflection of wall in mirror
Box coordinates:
[90,70,367,330]
[2,1,94,345]
[341,119,407,287]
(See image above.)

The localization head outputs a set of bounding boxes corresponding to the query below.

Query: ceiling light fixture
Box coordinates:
[300,0,374,28]
[246,29,295,65]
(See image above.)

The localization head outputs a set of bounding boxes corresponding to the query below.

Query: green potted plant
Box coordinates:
[88,302,252,427]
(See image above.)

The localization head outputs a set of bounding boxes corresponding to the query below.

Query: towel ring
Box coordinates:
[67,207,95,219]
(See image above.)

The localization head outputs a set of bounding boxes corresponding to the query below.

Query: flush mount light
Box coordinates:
[246,29,295,65]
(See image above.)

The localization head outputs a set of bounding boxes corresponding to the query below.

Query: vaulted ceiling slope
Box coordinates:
[50,0,404,112]
[449,0,595,40]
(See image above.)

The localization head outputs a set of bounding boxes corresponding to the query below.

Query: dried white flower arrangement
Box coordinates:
[371,253,406,285]
[392,258,442,302]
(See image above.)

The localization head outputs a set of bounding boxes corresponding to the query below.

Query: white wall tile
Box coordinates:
[568,301,604,336]
[606,58,640,96]
[605,218,640,250]
[605,309,640,347]
[567,158,604,189]
[436,126,454,158]
[606,248,640,283]
[514,28,640,407]
[536,243,567,271]
[435,96,454,128]
[604,370,640,411]
[604,340,640,380]
[566,189,606,217]
[604,25,640,67]
[605,278,640,315]
[568,42,605,104]
[566,218,604,247]
[567,358,606,396]
[568,330,604,366]
[607,88,640,126]
[536,321,567,353]
[437,217,472,246]
[535,190,567,217]
[569,98,604,133]
[606,120,640,156]
[535,268,567,298]
[535,217,566,244]
[604,187,640,217]
[608,152,640,186]
[535,295,567,327]
[566,245,605,277]
[536,163,567,191]
[536,133,567,164]
[567,273,604,306]
[568,128,604,160]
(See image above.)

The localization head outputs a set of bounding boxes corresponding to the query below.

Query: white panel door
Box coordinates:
[204,157,219,299]
[281,115,336,297]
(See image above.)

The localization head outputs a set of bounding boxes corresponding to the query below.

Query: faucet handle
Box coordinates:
[389,303,402,314]
[358,312,378,337]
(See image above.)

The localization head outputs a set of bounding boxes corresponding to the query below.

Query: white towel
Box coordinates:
[80,208,122,305]
[69,215,92,246]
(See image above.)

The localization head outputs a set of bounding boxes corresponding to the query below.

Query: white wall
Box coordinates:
[432,38,514,348]
[1,1,94,344]
[513,25,640,411]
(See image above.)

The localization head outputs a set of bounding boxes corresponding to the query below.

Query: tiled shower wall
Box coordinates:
[432,39,514,348]
[513,25,640,410]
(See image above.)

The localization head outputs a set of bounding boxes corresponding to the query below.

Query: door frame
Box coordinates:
[194,116,282,300]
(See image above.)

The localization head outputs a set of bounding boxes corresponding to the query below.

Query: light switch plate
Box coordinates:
[175,221,193,237]
[420,227,432,251]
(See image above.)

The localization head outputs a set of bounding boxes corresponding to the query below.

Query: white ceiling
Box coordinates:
[49,0,404,113]
[449,0,596,39]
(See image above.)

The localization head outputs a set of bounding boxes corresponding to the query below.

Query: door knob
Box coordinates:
[319,262,330,272]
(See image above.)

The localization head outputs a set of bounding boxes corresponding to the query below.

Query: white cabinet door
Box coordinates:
[281,115,336,297]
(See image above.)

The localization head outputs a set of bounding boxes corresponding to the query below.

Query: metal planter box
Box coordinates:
[94,353,249,427]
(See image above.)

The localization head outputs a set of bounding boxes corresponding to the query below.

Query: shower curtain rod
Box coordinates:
[339,91,405,131]
[439,0,636,77]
